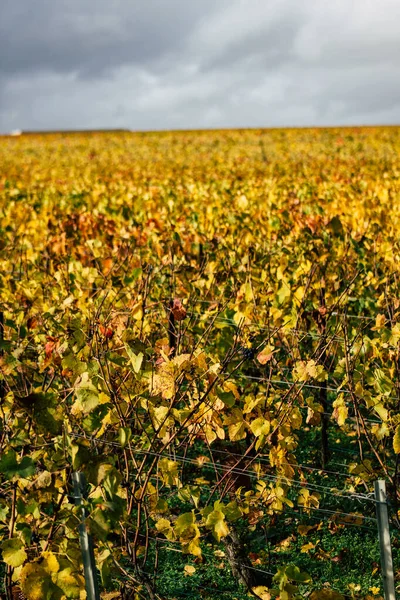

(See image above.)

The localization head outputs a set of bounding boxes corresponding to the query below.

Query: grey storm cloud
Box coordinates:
[0,0,225,77]
[0,0,399,132]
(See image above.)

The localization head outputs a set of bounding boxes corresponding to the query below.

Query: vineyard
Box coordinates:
[0,126,400,599]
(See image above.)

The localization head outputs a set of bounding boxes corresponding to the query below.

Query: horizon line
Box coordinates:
[1,123,400,136]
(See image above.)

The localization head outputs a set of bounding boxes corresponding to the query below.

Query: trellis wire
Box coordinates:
[68,433,378,507]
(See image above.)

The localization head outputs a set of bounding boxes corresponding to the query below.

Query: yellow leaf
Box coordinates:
[187,538,202,557]
[233,311,248,325]
[298,488,320,511]
[374,402,388,422]
[257,345,274,365]
[371,422,389,440]
[20,563,52,600]
[54,567,85,598]
[41,551,59,573]
[35,471,52,489]
[205,509,229,541]
[294,286,305,303]
[156,518,175,540]
[373,314,386,330]
[237,194,249,210]
[152,406,170,429]
[223,408,246,441]
[332,394,348,427]
[223,381,240,399]
[301,542,315,553]
[297,524,315,536]
[369,586,381,595]
[249,417,270,437]
[294,359,326,382]
[306,397,323,425]
[130,301,143,321]
[252,586,271,600]
[289,406,303,429]
[184,565,196,576]
[151,373,175,399]
[393,425,400,454]
[243,394,263,414]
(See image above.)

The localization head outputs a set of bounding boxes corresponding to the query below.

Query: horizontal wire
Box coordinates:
[141,472,376,531]
[143,467,377,526]
[0,288,387,338]
[235,372,400,405]
[0,273,386,323]
[137,450,378,506]
[146,474,376,529]
[25,424,385,481]
[69,433,377,508]
[330,312,375,321]
[208,448,362,479]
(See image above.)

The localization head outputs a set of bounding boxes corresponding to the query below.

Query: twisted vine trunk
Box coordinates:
[222,529,272,596]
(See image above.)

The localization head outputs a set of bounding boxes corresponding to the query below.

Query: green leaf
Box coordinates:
[175,511,196,535]
[61,351,87,376]
[97,549,113,587]
[70,443,91,470]
[89,508,111,541]
[118,427,132,448]
[124,343,143,374]
[0,450,35,480]
[73,372,100,414]
[217,389,236,408]
[0,504,9,522]
[223,501,242,521]
[15,392,63,435]
[374,368,393,396]
[2,538,27,567]
[85,458,115,486]
[158,458,180,487]
[285,564,311,583]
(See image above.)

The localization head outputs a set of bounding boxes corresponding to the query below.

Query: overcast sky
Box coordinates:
[1,0,400,132]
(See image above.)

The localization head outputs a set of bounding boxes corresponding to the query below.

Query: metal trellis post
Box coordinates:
[72,472,101,600]
[374,480,396,600]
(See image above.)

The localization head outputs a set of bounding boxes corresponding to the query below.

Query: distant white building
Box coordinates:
[10,129,22,136]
